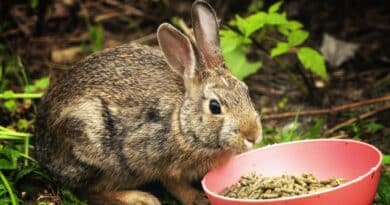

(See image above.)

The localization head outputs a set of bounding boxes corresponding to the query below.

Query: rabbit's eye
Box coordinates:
[209,99,221,114]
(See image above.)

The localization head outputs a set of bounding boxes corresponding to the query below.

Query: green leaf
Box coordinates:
[277,97,288,108]
[288,30,309,47]
[16,119,30,131]
[236,12,267,37]
[248,0,264,13]
[4,100,17,112]
[24,77,50,93]
[271,42,289,57]
[2,90,14,98]
[286,20,304,31]
[383,155,390,165]
[377,172,390,204]
[29,0,39,8]
[0,147,23,170]
[266,12,288,25]
[235,15,247,36]
[297,47,328,80]
[0,183,8,197]
[220,29,250,52]
[278,20,303,36]
[23,85,34,93]
[34,77,50,90]
[305,117,326,139]
[364,122,384,133]
[0,197,11,204]
[61,189,88,205]
[268,1,282,13]
[280,121,299,142]
[278,25,290,36]
[89,24,104,52]
[221,29,262,80]
[15,165,38,182]
[223,48,262,80]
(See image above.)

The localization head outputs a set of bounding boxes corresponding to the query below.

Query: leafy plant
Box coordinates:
[258,117,326,147]
[0,54,29,92]
[0,50,87,204]
[376,172,390,205]
[0,126,33,205]
[0,77,47,113]
[61,189,88,205]
[89,24,104,52]
[29,0,39,9]
[344,120,384,139]
[220,1,327,81]
[383,155,390,165]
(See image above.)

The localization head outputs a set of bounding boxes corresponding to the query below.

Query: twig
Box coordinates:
[295,63,317,102]
[263,95,390,120]
[250,85,286,96]
[327,104,390,136]
[78,0,91,28]
[329,133,349,139]
[176,18,196,44]
[131,33,157,44]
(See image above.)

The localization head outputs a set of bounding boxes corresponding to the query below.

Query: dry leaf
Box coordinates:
[51,47,81,63]
[320,33,359,67]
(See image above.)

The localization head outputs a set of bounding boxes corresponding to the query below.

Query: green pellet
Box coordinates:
[220,173,346,200]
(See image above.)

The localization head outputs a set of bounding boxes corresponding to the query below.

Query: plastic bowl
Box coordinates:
[202,139,382,205]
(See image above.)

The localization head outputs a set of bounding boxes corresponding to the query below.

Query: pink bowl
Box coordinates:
[202,139,382,205]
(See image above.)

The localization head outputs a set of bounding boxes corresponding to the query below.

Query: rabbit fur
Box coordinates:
[34,1,262,204]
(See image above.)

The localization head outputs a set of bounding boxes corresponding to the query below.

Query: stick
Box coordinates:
[176,18,196,44]
[262,95,390,120]
[130,33,157,44]
[329,133,349,139]
[327,104,390,136]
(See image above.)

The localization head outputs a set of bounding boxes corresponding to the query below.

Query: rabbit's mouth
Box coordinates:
[243,138,254,150]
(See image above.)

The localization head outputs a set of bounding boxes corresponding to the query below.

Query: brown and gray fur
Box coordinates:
[34,1,262,205]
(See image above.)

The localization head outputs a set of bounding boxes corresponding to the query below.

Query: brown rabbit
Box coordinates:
[34,1,262,204]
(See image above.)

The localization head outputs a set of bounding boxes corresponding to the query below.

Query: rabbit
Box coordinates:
[34,1,262,205]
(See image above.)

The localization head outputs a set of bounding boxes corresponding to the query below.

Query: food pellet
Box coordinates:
[220,173,346,199]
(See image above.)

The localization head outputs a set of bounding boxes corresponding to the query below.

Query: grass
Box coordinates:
[376,172,390,205]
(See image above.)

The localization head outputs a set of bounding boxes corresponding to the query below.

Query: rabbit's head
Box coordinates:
[157,0,262,154]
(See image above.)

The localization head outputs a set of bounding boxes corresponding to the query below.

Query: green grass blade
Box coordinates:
[0,135,28,140]
[24,136,29,166]
[0,92,43,99]
[0,131,32,138]
[0,171,18,205]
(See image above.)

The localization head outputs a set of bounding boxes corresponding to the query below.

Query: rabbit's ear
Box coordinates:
[157,23,197,80]
[192,0,223,69]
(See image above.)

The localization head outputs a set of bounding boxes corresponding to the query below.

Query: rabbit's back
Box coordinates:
[49,44,184,105]
[35,44,185,190]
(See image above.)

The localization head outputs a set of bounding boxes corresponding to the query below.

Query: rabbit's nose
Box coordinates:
[243,128,262,150]
[239,116,262,145]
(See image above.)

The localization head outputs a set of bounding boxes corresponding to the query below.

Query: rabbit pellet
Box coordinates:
[220,173,346,200]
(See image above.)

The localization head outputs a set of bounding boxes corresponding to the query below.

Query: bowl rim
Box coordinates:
[201,139,383,203]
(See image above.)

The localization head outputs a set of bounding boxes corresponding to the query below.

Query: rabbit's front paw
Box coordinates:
[193,192,209,205]
[87,190,161,205]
